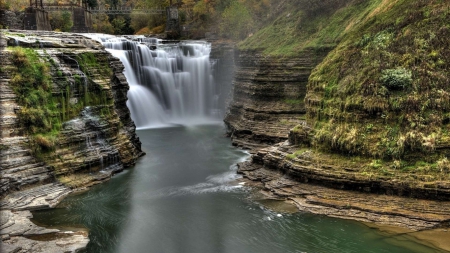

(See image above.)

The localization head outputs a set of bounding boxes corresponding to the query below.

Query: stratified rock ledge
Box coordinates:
[238,142,450,231]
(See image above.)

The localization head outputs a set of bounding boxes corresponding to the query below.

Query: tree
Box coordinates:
[86,0,98,8]
[220,0,253,39]
[92,13,114,34]
[3,0,28,11]
[49,11,73,32]
[130,13,150,32]
[111,16,126,34]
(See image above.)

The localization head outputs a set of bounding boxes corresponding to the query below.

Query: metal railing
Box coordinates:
[41,5,165,15]
[88,7,165,14]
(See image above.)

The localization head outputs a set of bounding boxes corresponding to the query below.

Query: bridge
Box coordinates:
[24,0,180,33]
[41,5,165,15]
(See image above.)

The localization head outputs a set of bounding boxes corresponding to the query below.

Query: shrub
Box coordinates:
[135,27,152,35]
[9,47,56,136]
[380,67,412,90]
[220,0,253,40]
[49,11,73,32]
[17,107,52,133]
[437,157,450,173]
[33,134,55,150]
[11,48,28,67]
[151,25,165,34]
[289,124,312,145]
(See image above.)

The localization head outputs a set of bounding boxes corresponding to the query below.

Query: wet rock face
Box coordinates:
[224,49,329,150]
[0,30,144,197]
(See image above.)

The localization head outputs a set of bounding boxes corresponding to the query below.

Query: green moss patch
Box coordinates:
[9,47,59,134]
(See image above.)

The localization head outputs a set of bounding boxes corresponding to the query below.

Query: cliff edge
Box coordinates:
[0,30,144,252]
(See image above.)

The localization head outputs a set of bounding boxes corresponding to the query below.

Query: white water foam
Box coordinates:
[98,35,222,129]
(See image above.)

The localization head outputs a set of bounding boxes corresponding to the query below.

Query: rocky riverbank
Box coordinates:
[224,0,450,235]
[0,184,88,252]
[238,141,450,230]
[0,30,144,252]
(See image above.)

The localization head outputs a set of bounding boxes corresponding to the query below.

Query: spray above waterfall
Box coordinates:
[91,35,222,129]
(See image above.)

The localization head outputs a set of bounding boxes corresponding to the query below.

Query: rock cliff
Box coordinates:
[224,48,329,150]
[0,30,143,195]
[0,30,143,252]
[224,0,450,230]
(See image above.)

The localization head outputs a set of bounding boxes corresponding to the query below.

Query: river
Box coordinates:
[31,124,443,253]
[31,36,445,253]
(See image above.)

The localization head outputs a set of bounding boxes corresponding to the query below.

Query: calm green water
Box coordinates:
[32,124,444,253]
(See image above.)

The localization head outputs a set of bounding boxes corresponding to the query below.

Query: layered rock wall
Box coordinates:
[0,30,144,252]
[0,31,143,197]
[224,48,328,150]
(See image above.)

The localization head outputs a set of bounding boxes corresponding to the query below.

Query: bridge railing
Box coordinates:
[88,7,165,14]
[42,6,80,11]
[41,5,165,15]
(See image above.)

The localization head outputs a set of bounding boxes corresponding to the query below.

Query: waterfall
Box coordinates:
[89,35,221,129]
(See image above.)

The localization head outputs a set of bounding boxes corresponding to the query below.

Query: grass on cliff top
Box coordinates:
[305,0,450,161]
[238,0,384,56]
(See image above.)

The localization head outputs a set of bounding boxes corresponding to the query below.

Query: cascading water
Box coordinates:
[91,35,221,129]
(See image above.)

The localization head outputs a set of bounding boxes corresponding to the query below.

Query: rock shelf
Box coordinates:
[238,142,450,231]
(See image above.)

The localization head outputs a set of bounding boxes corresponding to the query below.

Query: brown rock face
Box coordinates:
[224,49,329,150]
[0,30,144,197]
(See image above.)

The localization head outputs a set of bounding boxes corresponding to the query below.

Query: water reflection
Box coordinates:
[32,125,443,253]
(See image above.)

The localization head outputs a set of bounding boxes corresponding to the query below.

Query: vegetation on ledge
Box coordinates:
[7,47,114,155]
[8,47,60,151]
[238,0,385,56]
[299,0,450,172]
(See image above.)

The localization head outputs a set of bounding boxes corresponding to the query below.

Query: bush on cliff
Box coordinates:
[379,68,413,90]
